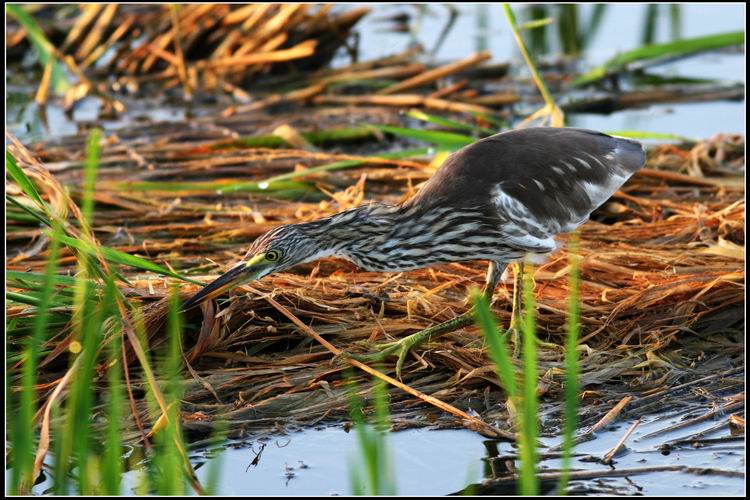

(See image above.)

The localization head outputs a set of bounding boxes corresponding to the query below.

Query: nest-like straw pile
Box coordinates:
[7,98,745,439]
[6,3,371,116]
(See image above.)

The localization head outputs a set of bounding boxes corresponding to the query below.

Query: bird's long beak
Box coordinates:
[182,254,269,311]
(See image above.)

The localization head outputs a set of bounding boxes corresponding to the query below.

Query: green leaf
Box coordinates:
[7,291,44,307]
[407,109,495,135]
[558,233,581,494]
[213,127,376,150]
[6,151,47,210]
[472,292,517,399]
[6,195,52,228]
[7,270,82,288]
[502,4,517,27]
[605,130,695,142]
[56,234,202,284]
[573,30,745,86]
[370,124,473,150]
[518,17,554,31]
[82,129,102,229]
[6,4,71,94]
[258,147,429,185]
[520,267,539,496]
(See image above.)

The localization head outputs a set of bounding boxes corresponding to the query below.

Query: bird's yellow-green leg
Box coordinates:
[358,262,507,377]
[507,261,563,356]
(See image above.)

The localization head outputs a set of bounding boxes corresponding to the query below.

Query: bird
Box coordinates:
[182,127,645,373]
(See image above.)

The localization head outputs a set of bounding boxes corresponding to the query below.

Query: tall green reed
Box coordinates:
[6,4,72,95]
[347,372,396,496]
[52,126,102,495]
[10,221,63,494]
[472,281,538,496]
[473,252,581,495]
[521,4,608,57]
[7,128,214,494]
[519,267,539,496]
[102,280,124,495]
[559,234,580,493]
[150,285,188,495]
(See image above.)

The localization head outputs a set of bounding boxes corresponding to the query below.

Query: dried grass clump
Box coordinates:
[7,128,744,439]
[7,4,368,102]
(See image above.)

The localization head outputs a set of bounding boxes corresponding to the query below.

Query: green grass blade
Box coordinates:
[604,130,694,142]
[10,221,64,494]
[50,401,69,494]
[370,124,473,150]
[346,372,396,495]
[503,3,564,126]
[520,265,539,496]
[517,17,554,31]
[258,148,429,185]
[372,376,395,495]
[81,129,102,231]
[6,4,71,94]
[213,127,376,150]
[557,5,580,56]
[407,109,496,136]
[6,291,45,307]
[73,281,111,494]
[6,195,52,227]
[157,285,188,494]
[6,206,46,224]
[6,150,48,210]
[524,5,550,55]
[102,280,124,494]
[471,291,517,399]
[573,30,745,86]
[7,270,81,288]
[558,234,581,494]
[55,233,202,285]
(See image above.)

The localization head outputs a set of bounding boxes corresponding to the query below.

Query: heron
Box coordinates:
[182,127,645,373]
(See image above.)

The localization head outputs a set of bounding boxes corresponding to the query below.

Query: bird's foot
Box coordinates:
[352,336,418,378]
[354,313,475,378]
[535,337,565,352]
[508,327,565,359]
[511,326,521,359]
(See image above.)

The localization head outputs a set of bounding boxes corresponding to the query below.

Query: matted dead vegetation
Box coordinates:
[7,111,745,442]
[6,4,369,99]
[5,5,745,446]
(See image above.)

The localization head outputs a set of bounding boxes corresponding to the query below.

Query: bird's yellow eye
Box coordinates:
[266,250,281,262]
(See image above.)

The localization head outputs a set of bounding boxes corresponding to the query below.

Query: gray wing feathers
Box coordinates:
[406,127,646,254]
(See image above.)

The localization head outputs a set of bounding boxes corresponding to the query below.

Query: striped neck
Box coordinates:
[296,202,509,272]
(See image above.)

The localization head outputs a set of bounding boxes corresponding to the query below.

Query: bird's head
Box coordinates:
[182,224,322,310]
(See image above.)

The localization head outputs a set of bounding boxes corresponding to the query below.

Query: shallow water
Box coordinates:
[26,409,741,495]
